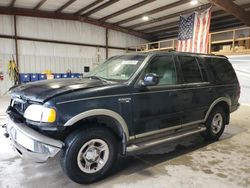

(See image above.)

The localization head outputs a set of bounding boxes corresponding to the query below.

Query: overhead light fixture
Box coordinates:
[190,0,198,5]
[142,16,149,21]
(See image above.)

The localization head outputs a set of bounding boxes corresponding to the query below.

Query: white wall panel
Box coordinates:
[109,29,147,48]
[17,16,106,45]
[0,15,147,95]
[229,55,250,105]
[109,49,126,57]
[0,15,13,35]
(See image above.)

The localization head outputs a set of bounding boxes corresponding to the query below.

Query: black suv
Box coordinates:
[4,51,240,184]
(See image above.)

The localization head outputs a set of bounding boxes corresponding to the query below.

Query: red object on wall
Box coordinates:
[0,72,4,80]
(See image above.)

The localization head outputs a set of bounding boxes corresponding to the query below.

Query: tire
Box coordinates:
[201,106,226,141]
[60,126,118,184]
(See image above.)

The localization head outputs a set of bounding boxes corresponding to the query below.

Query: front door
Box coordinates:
[132,54,183,136]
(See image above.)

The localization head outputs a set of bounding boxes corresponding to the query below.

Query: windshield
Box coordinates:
[87,54,146,81]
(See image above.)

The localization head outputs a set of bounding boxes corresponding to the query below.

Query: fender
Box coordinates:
[64,109,130,141]
[204,97,231,122]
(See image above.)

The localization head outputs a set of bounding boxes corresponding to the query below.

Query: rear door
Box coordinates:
[176,55,213,124]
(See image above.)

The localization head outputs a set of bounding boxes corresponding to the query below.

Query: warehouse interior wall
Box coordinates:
[229,55,250,105]
[0,15,147,95]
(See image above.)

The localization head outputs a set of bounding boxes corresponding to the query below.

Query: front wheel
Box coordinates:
[201,106,227,140]
[60,127,118,184]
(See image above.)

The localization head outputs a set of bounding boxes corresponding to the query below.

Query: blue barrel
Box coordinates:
[76,73,83,78]
[30,73,39,82]
[61,73,69,78]
[19,74,30,83]
[38,74,47,80]
[70,73,78,78]
[53,73,62,79]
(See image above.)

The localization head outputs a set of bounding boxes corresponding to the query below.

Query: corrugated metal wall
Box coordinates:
[229,55,250,105]
[0,15,147,95]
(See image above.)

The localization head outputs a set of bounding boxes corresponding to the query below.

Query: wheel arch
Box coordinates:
[205,97,231,124]
[64,109,130,142]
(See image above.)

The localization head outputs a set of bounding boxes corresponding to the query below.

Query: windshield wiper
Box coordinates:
[86,76,109,82]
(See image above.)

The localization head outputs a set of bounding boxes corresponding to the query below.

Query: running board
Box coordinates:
[127,126,206,153]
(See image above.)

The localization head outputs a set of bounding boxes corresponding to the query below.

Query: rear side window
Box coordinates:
[178,56,203,83]
[205,57,237,84]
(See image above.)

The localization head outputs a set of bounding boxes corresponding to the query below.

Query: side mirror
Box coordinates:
[140,73,159,87]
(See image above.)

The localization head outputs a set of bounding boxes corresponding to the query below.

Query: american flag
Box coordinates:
[177,7,212,53]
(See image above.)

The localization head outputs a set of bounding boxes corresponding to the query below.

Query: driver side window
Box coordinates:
[144,55,177,85]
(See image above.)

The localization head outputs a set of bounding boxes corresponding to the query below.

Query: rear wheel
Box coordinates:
[201,106,226,140]
[60,126,118,184]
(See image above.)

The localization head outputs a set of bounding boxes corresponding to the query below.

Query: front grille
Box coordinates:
[10,98,30,115]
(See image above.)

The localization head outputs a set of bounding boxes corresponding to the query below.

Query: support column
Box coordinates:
[14,15,19,84]
[105,28,108,59]
[14,15,19,69]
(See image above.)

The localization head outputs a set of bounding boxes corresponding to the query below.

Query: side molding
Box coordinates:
[204,97,231,121]
[64,109,130,141]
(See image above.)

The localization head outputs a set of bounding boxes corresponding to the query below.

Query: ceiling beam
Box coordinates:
[141,2,250,33]
[82,0,120,17]
[148,15,237,35]
[149,22,246,41]
[128,3,211,29]
[74,0,103,15]
[9,0,16,7]
[0,6,150,40]
[99,0,156,22]
[143,22,179,33]
[55,0,77,13]
[152,27,179,37]
[152,17,240,37]
[114,0,190,25]
[152,20,244,41]
[33,0,47,10]
[210,0,250,26]
[211,21,244,31]
[153,33,178,41]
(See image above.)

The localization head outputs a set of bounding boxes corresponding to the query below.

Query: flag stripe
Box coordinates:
[177,7,211,54]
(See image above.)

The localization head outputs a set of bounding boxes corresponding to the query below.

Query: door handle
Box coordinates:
[169,91,178,97]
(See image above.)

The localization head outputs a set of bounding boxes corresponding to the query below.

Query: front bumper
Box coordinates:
[4,117,63,162]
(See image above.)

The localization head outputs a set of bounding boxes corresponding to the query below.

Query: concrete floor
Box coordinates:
[0,96,250,188]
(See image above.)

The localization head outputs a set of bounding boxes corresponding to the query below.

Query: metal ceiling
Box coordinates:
[0,0,249,41]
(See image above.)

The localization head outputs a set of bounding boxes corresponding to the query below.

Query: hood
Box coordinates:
[10,78,111,103]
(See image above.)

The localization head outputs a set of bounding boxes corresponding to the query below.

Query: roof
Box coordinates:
[127,50,228,59]
[0,0,249,40]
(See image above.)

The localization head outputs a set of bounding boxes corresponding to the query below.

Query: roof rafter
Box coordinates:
[152,17,239,38]
[114,0,190,25]
[33,0,47,10]
[153,20,244,41]
[141,3,250,33]
[99,0,156,22]
[74,0,104,15]
[82,0,120,17]
[148,15,237,35]
[9,0,16,8]
[210,0,250,26]
[0,6,151,40]
[55,0,78,13]
[128,3,211,29]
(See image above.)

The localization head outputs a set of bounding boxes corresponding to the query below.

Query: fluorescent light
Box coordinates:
[142,16,149,21]
[190,0,198,5]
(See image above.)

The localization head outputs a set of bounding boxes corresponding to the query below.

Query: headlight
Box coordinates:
[24,104,56,123]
